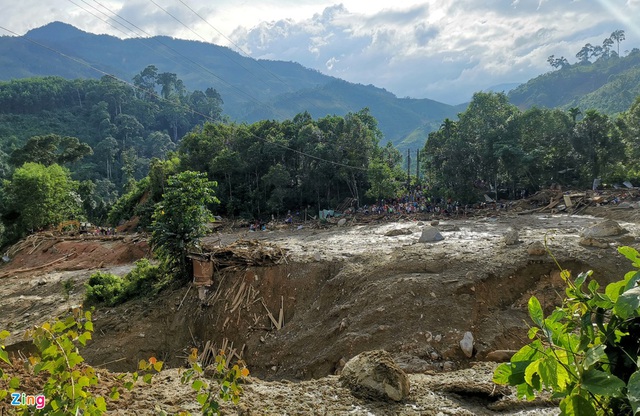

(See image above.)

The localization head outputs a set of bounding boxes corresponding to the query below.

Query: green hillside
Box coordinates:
[509,48,640,114]
[0,22,459,150]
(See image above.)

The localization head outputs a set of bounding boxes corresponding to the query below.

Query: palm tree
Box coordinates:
[568,107,582,124]
[610,30,626,56]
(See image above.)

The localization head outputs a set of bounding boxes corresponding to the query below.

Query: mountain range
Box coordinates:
[0,22,465,152]
[2,22,639,152]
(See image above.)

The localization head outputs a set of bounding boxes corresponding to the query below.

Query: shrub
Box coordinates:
[0,308,162,415]
[493,246,640,415]
[85,259,166,306]
[85,272,125,306]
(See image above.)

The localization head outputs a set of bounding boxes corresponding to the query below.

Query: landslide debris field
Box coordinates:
[1,201,640,414]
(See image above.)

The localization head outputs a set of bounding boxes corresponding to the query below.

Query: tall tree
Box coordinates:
[151,171,218,279]
[2,163,82,235]
[9,134,92,167]
[572,110,625,181]
[610,29,626,56]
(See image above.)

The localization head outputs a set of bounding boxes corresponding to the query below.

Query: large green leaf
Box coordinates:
[581,369,625,397]
[619,246,640,268]
[524,359,542,390]
[627,370,640,415]
[582,345,606,370]
[561,394,597,416]
[606,280,627,303]
[614,286,640,319]
[529,296,544,327]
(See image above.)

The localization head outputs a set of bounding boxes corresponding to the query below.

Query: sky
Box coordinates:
[2,0,639,105]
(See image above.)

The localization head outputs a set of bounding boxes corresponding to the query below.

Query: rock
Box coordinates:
[619,235,637,244]
[485,350,517,362]
[439,224,460,232]
[418,226,444,243]
[340,350,410,402]
[581,219,625,238]
[617,202,634,209]
[527,241,546,256]
[504,229,519,245]
[459,332,474,358]
[579,237,609,248]
[385,228,413,237]
[338,218,347,227]
[430,220,439,226]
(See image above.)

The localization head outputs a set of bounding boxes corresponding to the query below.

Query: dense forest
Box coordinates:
[0,68,409,245]
[0,22,461,153]
[423,92,640,201]
[2,42,640,248]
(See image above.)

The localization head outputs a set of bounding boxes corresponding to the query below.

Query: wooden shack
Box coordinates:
[187,253,214,287]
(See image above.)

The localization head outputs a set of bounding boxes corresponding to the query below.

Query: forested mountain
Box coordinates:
[509,45,640,114]
[0,22,458,152]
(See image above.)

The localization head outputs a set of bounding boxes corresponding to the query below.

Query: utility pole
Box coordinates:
[416,148,420,184]
[406,149,411,190]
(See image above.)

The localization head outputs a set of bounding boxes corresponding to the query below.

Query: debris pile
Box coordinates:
[516,189,639,215]
[197,239,289,270]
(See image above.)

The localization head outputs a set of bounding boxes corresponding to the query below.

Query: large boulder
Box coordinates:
[418,226,444,243]
[581,220,625,238]
[340,350,410,402]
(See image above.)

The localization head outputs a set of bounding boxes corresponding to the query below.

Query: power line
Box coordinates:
[175,0,285,84]
[0,24,366,171]
[163,0,352,119]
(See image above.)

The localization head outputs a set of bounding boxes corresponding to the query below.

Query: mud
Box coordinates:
[1,212,639,414]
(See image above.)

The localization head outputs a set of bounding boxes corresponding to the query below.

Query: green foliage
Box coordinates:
[84,271,125,306]
[0,309,165,415]
[151,171,218,279]
[85,259,165,306]
[422,91,634,202]
[0,309,106,415]
[510,46,640,114]
[9,134,93,167]
[2,162,82,238]
[180,348,249,415]
[493,246,640,415]
[106,177,150,227]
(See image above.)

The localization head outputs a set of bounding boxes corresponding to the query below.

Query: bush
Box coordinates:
[85,259,166,306]
[85,271,125,306]
[493,246,640,415]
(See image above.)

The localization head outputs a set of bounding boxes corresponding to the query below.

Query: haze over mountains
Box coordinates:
[1,22,639,151]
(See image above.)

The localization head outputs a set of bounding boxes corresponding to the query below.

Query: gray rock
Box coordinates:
[459,332,474,358]
[340,350,410,402]
[617,202,634,209]
[338,218,347,227]
[430,220,439,226]
[579,237,609,248]
[527,241,546,256]
[419,226,444,243]
[504,229,519,245]
[581,220,625,238]
[385,228,413,237]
